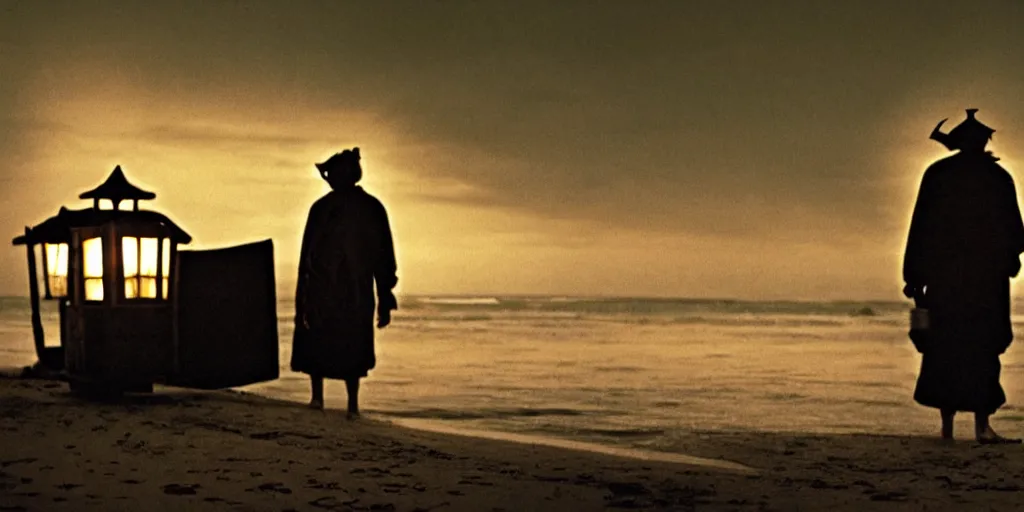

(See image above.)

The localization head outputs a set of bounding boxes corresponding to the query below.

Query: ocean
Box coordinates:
[5,295,1024,455]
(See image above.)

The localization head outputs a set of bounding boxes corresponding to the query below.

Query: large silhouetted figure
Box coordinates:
[291,147,398,418]
[903,109,1024,443]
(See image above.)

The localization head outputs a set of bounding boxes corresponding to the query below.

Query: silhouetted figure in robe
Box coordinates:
[903,109,1024,443]
[291,147,398,418]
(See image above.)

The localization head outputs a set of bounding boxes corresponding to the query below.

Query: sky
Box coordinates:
[2,0,1024,300]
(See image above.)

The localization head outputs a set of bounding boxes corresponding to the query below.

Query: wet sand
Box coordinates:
[2,375,1024,511]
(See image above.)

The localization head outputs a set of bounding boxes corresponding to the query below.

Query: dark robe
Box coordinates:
[291,186,398,379]
[904,151,1024,413]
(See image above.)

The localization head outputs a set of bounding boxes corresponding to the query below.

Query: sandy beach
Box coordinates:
[3,375,1024,511]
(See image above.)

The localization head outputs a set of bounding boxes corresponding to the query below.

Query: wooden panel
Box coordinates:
[64,305,87,376]
[100,307,173,381]
[168,239,279,389]
[64,306,171,385]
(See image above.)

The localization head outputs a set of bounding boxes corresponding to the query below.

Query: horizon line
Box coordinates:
[0,293,922,303]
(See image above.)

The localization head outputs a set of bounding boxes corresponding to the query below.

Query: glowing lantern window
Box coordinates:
[82,237,104,301]
[161,238,171,299]
[123,236,161,299]
[123,237,138,298]
[140,238,159,298]
[44,243,69,297]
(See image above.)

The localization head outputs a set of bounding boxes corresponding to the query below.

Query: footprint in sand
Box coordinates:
[247,482,293,494]
[306,479,343,491]
[309,496,360,510]
[457,476,495,487]
[204,497,244,506]
[0,458,38,468]
[607,481,650,496]
[869,491,908,502]
[250,431,286,440]
[409,503,453,512]
[162,483,200,495]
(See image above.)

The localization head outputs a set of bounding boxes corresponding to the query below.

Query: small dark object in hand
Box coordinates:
[909,307,930,353]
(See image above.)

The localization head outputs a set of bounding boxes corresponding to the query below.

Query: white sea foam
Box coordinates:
[417,297,502,306]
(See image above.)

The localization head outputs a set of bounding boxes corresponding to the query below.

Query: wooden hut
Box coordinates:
[12,166,280,393]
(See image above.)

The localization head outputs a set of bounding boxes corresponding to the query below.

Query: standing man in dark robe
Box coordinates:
[292,147,398,418]
[903,109,1024,443]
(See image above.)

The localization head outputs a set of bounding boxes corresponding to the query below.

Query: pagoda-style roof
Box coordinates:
[12,207,192,246]
[79,166,156,204]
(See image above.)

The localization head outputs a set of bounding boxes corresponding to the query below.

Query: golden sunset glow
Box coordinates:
[3,2,1024,301]
[8,6,1024,510]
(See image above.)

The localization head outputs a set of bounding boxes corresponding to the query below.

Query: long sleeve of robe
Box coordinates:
[903,169,937,290]
[374,211,399,312]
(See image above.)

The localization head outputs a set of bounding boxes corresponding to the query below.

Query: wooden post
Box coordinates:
[41,243,52,300]
[24,227,46,362]
[58,299,67,350]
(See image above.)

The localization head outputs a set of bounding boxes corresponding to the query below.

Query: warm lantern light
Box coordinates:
[161,238,171,299]
[44,243,69,297]
[82,237,104,301]
[123,237,139,298]
[140,238,158,298]
[123,236,161,299]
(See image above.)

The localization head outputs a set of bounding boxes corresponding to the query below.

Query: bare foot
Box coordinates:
[976,427,1022,445]
[346,410,360,420]
[308,399,324,411]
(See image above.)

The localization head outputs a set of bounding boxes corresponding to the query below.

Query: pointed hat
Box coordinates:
[930,109,995,151]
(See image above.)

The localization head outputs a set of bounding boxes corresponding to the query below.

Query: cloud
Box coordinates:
[4,0,1024,298]
[135,124,323,150]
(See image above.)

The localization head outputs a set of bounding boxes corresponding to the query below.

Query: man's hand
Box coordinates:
[377,291,397,329]
[377,308,391,329]
[1011,257,1022,278]
[903,283,922,300]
